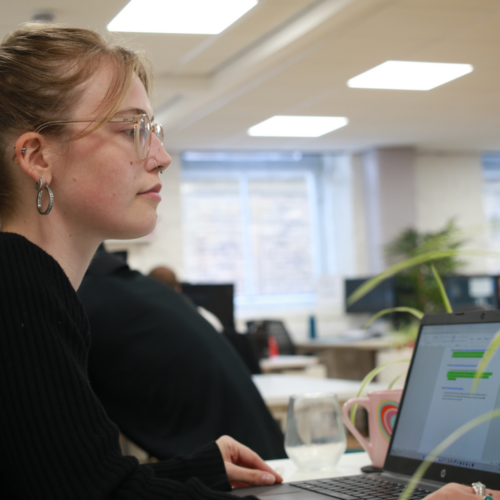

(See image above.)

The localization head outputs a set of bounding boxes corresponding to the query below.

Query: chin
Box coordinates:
[106,215,158,241]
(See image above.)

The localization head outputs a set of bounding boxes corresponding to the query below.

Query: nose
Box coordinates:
[151,134,171,172]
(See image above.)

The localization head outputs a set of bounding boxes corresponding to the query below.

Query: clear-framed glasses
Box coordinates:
[34,114,164,161]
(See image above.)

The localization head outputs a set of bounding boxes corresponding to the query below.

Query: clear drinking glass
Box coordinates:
[285,393,347,470]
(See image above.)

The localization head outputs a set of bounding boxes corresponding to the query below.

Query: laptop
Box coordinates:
[234,310,500,499]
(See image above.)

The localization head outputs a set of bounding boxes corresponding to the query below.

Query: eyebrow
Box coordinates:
[115,107,154,120]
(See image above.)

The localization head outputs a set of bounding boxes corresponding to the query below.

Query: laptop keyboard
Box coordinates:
[290,474,433,500]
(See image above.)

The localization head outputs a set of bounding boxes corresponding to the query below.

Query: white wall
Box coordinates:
[351,153,370,276]
[415,150,488,273]
[359,147,417,273]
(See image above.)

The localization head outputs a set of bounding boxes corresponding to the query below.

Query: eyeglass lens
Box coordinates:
[137,115,164,161]
[137,115,151,160]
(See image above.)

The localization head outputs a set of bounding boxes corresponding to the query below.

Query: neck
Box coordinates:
[2,213,100,290]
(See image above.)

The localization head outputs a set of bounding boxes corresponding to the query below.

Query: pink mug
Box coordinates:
[342,389,402,468]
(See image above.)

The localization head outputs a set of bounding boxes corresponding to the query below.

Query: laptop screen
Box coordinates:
[390,321,500,475]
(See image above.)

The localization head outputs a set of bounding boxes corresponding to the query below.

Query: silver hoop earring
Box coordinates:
[35,178,54,215]
[153,158,164,174]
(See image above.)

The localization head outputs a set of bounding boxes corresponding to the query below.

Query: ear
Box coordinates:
[14,132,54,185]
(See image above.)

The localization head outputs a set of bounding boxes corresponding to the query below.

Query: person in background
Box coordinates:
[149,265,182,293]
[78,246,287,461]
[149,266,224,332]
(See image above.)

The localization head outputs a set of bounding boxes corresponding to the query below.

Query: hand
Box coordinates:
[216,435,283,488]
[425,483,500,499]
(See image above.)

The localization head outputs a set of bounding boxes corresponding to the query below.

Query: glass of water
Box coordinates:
[285,393,347,470]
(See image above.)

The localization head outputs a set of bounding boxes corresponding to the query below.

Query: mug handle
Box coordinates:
[342,397,373,458]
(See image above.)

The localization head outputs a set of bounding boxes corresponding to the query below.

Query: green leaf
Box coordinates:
[400,408,500,500]
[364,307,423,329]
[346,249,500,306]
[430,264,452,313]
[350,359,411,425]
[472,328,500,393]
[388,374,404,390]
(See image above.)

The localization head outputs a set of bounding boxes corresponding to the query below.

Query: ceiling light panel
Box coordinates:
[108,0,258,34]
[248,116,348,137]
[347,60,473,91]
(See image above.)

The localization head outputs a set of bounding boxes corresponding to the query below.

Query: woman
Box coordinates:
[0,24,280,499]
[0,23,497,500]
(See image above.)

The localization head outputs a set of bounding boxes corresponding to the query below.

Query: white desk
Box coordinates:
[252,374,386,407]
[266,452,370,483]
[252,374,386,429]
[297,337,394,350]
[259,355,319,373]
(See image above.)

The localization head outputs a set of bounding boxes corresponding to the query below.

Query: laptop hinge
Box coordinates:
[381,471,444,491]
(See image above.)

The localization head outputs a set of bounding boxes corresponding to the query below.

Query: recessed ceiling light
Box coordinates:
[248,116,348,137]
[108,0,258,34]
[347,60,473,91]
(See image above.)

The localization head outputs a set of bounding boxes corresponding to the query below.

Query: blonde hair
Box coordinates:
[0,23,153,221]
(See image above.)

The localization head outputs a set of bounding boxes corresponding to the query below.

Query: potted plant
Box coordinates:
[345,223,500,498]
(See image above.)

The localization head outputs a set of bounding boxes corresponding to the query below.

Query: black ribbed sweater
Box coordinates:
[0,232,248,500]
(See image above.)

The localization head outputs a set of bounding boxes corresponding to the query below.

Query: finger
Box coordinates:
[424,483,479,499]
[441,483,474,493]
[464,483,500,499]
[485,489,500,500]
[231,442,283,483]
[225,462,278,487]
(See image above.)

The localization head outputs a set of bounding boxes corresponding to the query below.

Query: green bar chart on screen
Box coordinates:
[452,351,484,358]
[447,371,493,381]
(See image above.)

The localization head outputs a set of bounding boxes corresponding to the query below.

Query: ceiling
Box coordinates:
[3,0,500,153]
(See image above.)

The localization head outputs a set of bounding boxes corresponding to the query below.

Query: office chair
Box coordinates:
[246,320,296,358]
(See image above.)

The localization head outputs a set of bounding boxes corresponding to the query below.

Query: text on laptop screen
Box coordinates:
[390,322,500,474]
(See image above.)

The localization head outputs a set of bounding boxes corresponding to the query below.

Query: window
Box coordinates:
[180,152,353,307]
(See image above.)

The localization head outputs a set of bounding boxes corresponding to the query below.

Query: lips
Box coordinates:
[139,183,161,194]
[139,183,162,200]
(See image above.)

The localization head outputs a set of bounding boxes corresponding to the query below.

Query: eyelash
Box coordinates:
[123,128,136,138]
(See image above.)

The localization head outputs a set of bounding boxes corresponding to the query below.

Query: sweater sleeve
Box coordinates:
[0,234,251,500]
[150,442,231,491]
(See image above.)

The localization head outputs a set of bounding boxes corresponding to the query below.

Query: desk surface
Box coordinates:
[252,374,386,406]
[260,355,319,371]
[267,452,370,483]
[296,336,395,350]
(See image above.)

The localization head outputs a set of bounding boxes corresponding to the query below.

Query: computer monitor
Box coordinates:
[444,275,500,311]
[344,277,396,314]
[180,283,235,332]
